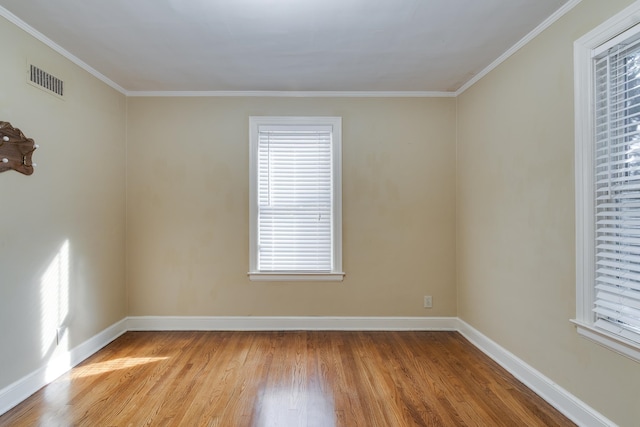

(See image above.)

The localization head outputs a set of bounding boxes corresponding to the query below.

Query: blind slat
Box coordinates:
[596,275,640,292]
[256,125,334,272]
[592,41,640,344]
[596,286,640,304]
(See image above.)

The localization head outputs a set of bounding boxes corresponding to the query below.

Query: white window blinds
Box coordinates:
[593,36,640,344]
[256,123,334,273]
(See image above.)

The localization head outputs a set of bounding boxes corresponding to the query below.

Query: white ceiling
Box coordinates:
[0,0,571,93]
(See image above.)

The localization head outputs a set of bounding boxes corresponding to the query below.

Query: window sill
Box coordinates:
[571,320,640,363]
[248,272,345,282]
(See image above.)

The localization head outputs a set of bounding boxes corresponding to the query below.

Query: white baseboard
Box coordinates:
[0,316,615,427]
[456,319,616,427]
[0,318,127,416]
[126,315,458,331]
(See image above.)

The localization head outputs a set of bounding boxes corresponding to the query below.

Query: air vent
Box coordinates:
[29,64,64,97]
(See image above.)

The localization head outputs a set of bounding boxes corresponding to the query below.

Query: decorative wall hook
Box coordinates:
[0,121,37,175]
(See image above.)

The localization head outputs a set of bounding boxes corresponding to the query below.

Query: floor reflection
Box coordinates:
[253,386,336,427]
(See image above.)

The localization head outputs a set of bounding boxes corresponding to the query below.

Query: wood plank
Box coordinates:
[0,331,575,427]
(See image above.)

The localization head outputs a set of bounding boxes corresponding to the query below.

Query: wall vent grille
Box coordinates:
[29,64,64,97]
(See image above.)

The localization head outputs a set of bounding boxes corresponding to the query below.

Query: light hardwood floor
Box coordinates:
[0,331,575,426]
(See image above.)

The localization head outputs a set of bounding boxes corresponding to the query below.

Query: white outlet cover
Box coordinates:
[424,296,432,308]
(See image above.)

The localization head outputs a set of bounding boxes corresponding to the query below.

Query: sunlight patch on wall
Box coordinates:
[40,240,70,358]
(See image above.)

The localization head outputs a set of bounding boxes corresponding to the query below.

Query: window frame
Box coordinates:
[248,116,344,282]
[574,2,640,362]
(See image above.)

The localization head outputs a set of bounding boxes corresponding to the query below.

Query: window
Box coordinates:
[249,116,344,281]
[575,5,640,362]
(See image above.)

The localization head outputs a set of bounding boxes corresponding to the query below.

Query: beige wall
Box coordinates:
[126,97,457,317]
[0,17,127,389]
[456,0,639,425]
[4,0,640,423]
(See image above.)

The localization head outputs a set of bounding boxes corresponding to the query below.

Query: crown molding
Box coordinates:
[2,1,582,98]
[125,90,456,98]
[0,6,127,95]
[455,0,583,96]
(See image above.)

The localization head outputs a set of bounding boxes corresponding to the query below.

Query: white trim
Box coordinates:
[574,1,640,52]
[572,320,640,363]
[248,272,345,282]
[0,318,127,416]
[574,19,597,325]
[455,0,582,95]
[125,90,456,98]
[0,6,127,95]
[249,116,343,278]
[573,0,640,360]
[0,315,621,426]
[457,319,617,427]
[126,316,458,331]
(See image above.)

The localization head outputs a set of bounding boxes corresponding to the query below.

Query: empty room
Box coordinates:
[0,0,639,425]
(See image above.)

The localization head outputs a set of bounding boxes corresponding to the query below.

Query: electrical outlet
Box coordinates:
[423,296,432,308]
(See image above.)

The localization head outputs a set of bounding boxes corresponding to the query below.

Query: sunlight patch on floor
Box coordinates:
[70,357,169,379]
